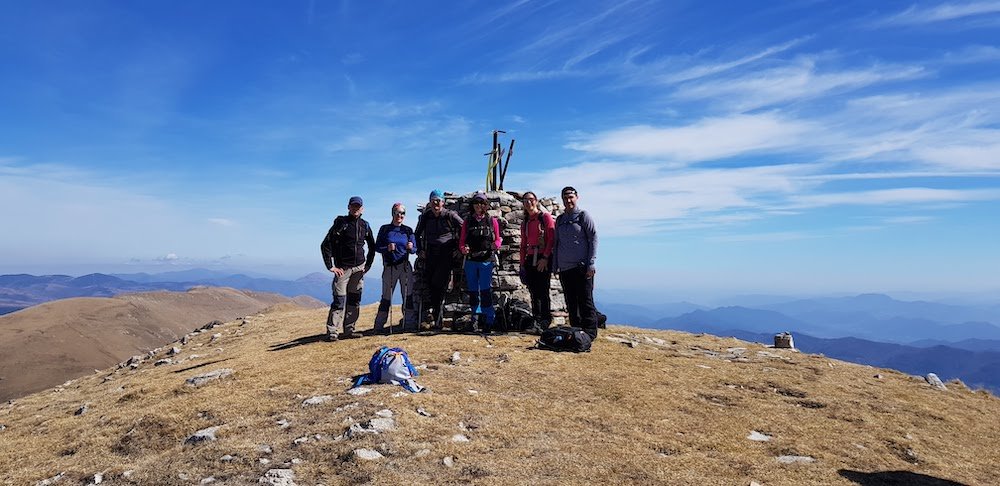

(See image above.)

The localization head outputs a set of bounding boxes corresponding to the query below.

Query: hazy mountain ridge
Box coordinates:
[0,271,381,315]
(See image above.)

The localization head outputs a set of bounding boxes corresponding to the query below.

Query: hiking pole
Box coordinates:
[388,273,394,337]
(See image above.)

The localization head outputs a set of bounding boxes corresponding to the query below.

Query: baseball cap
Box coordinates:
[348,196,363,206]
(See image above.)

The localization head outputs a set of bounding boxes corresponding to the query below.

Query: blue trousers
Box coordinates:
[463,260,495,327]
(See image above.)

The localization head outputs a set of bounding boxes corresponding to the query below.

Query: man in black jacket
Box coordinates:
[320,196,376,341]
[413,189,463,329]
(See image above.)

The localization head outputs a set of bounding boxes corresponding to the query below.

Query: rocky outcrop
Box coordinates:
[413,190,567,327]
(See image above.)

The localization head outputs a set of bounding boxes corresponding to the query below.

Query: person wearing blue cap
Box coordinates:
[413,189,463,329]
[320,195,376,341]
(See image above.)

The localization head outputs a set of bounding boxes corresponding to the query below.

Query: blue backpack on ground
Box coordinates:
[352,346,425,393]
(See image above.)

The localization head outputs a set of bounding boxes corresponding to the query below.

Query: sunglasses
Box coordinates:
[393,211,406,216]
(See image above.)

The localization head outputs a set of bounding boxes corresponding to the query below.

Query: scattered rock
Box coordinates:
[185,369,234,387]
[452,434,470,443]
[926,373,947,390]
[335,402,359,413]
[259,458,271,465]
[443,456,455,468]
[369,417,395,431]
[154,359,172,366]
[74,404,89,416]
[414,449,431,457]
[775,455,815,464]
[468,390,479,395]
[185,426,221,445]
[200,478,216,484]
[751,482,763,486]
[35,472,65,485]
[258,468,295,486]
[291,458,303,465]
[301,395,333,407]
[89,473,103,485]
[220,454,235,462]
[0,424,6,431]
[353,448,384,461]
[168,346,182,356]
[293,436,310,446]
[747,431,771,442]
[122,471,133,479]
[276,419,290,429]
[697,365,712,369]
[450,352,461,364]
[181,335,190,345]
[210,333,222,343]
[348,387,372,396]
[417,407,433,417]
[375,409,394,418]
[874,374,883,379]
[258,444,273,454]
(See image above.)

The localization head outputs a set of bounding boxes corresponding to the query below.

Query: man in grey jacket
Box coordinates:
[552,186,599,339]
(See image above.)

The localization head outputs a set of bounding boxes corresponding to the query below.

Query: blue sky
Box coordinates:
[1,1,999,297]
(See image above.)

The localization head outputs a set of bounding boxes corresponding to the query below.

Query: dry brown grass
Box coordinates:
[1,305,998,485]
[0,287,316,402]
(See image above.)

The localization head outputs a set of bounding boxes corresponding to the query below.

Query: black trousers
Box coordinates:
[558,266,598,338]
[423,249,455,322]
[524,264,552,326]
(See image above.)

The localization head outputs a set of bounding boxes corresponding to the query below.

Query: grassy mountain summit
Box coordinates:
[1,306,997,485]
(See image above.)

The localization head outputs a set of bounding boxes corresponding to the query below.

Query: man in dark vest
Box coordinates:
[320,196,376,341]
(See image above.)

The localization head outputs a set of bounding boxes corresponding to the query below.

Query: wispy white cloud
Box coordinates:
[884,215,936,224]
[789,187,1000,208]
[208,218,236,227]
[878,1,1000,26]
[565,113,814,161]
[652,38,809,84]
[672,58,927,111]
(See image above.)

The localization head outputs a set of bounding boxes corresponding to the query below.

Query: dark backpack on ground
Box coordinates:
[597,310,607,329]
[537,326,592,353]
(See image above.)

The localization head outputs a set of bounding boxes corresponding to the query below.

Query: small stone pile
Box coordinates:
[412,190,567,327]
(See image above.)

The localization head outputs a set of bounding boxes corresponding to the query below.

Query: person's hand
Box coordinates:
[330,267,345,277]
[388,242,396,252]
[586,267,596,279]
[460,245,469,255]
[536,258,548,272]
[405,241,413,251]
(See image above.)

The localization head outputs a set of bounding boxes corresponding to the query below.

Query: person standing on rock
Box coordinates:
[320,196,376,341]
[373,202,418,333]
[552,186,599,339]
[459,191,502,333]
[414,189,464,330]
[519,191,555,331]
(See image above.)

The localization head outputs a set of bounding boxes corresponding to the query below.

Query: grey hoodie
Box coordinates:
[553,208,597,273]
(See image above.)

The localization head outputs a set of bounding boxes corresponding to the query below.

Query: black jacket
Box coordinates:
[321,215,376,270]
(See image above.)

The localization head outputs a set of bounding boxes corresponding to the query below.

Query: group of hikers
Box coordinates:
[320,187,599,343]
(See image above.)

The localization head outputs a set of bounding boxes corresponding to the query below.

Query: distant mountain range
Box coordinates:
[0,271,383,315]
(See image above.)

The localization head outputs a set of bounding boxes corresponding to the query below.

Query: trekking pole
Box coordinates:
[388,273,394,336]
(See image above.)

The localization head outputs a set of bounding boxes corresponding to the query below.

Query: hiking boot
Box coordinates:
[340,331,363,340]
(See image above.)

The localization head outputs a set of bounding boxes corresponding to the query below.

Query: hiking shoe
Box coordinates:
[340,331,363,340]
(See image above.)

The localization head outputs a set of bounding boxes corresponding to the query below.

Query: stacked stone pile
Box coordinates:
[413,190,566,327]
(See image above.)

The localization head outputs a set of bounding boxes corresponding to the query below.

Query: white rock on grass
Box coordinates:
[450,352,461,364]
[185,426,221,445]
[926,373,947,390]
[452,434,470,443]
[258,468,295,486]
[220,454,235,462]
[74,404,89,416]
[353,448,384,461]
[200,478,216,484]
[375,409,393,418]
[301,395,333,407]
[185,369,233,387]
[747,431,772,442]
[443,456,455,468]
[258,444,273,454]
[35,472,64,485]
[776,455,816,464]
[414,449,431,457]
[155,359,172,366]
[276,419,290,429]
[347,387,372,396]
[169,346,182,356]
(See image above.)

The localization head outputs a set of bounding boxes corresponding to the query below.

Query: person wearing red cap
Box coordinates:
[320,195,376,341]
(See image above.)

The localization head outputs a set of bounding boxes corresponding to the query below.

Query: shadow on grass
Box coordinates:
[839,469,967,486]
[268,333,328,351]
[172,358,234,374]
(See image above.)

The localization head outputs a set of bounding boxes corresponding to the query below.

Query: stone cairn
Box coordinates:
[412,190,567,328]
